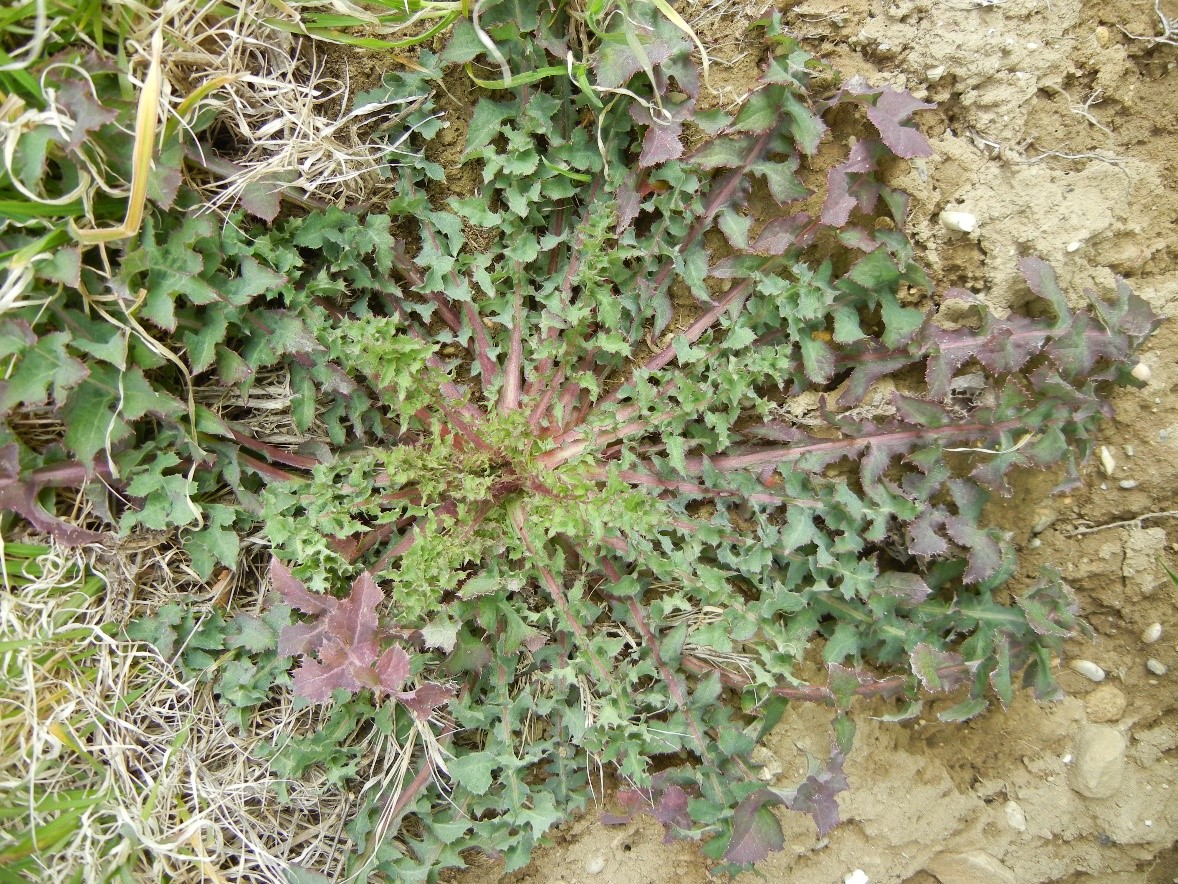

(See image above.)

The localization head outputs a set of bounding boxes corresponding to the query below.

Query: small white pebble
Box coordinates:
[1146,658,1169,676]
[845,871,870,884]
[1099,446,1116,477]
[1070,660,1106,682]
[1145,820,1153,827]
[1131,362,1152,382]
[1004,800,1027,832]
[1027,41,1040,49]
[585,856,606,875]
[1119,480,1139,490]
[1028,537,1042,548]
[941,210,978,233]
[1124,444,1135,457]
[1067,240,1082,252]
[1062,753,1073,764]
[1143,623,1163,643]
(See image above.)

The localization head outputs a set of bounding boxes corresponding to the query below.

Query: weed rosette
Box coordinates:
[0,1,1159,880]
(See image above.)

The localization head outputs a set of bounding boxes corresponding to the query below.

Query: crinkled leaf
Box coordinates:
[909,642,965,693]
[864,89,934,158]
[725,793,784,865]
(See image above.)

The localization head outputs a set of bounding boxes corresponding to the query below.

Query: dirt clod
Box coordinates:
[1084,684,1128,723]
[1070,724,1128,798]
[925,850,1017,884]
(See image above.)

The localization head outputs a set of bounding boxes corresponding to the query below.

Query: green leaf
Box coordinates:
[0,331,88,411]
[449,752,495,796]
[938,696,987,723]
[186,506,241,579]
[449,196,502,227]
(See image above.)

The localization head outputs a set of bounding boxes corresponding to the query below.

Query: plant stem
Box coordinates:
[685,418,1028,473]
[500,265,525,412]
[510,507,615,688]
[681,654,973,703]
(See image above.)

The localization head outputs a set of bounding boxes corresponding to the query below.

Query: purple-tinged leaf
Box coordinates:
[746,422,808,443]
[631,98,695,168]
[836,226,881,252]
[604,774,694,838]
[779,749,848,837]
[837,346,918,407]
[277,620,328,658]
[1100,277,1160,340]
[239,179,283,224]
[725,792,784,865]
[639,118,685,167]
[523,632,549,652]
[616,172,642,234]
[864,89,935,159]
[325,571,383,648]
[396,682,456,720]
[820,140,882,227]
[907,510,950,558]
[595,32,679,90]
[374,645,411,693]
[752,214,814,255]
[292,639,368,702]
[269,558,334,615]
[874,572,932,605]
[57,75,118,152]
[909,643,966,693]
[943,514,1002,584]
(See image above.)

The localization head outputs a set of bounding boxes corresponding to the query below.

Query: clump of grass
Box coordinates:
[0,541,407,881]
[154,0,435,216]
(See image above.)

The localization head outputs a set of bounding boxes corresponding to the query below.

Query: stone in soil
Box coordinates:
[1069,724,1127,799]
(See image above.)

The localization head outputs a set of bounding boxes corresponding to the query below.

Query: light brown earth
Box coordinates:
[457,0,1178,881]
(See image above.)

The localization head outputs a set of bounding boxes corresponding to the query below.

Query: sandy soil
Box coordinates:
[454,1,1178,881]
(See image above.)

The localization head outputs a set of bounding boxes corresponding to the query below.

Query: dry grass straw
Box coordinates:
[194,365,331,448]
[114,0,433,214]
[0,538,405,881]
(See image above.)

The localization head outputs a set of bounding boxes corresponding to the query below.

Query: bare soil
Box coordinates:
[456,1,1178,881]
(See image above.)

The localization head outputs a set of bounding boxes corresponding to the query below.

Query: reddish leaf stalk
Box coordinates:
[681,654,973,703]
[510,508,614,688]
[229,428,323,470]
[602,566,717,772]
[686,417,1028,473]
[500,269,526,412]
[527,364,564,431]
[238,451,299,482]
